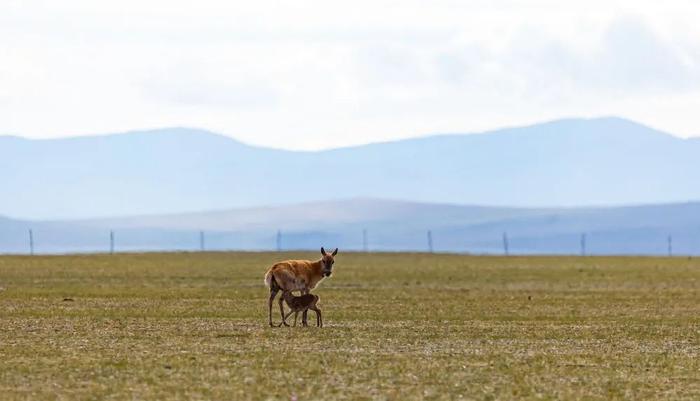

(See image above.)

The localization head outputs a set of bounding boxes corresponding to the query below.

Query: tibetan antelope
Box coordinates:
[278,291,322,327]
[264,247,337,327]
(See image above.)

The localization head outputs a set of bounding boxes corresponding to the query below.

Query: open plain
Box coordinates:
[1,252,700,400]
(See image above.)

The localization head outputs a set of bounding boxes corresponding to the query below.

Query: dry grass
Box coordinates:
[1,252,700,400]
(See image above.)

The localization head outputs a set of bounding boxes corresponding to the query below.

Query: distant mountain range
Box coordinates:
[1,199,699,255]
[2,116,700,255]
[2,116,700,220]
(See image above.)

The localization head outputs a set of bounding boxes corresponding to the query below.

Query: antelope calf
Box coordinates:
[278,291,322,327]
[264,247,337,326]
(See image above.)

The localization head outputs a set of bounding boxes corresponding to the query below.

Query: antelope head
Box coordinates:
[320,247,338,277]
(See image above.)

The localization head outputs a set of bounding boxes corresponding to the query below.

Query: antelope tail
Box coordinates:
[264,270,279,289]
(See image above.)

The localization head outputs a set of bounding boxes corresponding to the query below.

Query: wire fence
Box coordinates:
[0,227,696,256]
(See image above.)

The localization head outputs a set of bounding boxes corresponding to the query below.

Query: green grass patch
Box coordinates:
[1,252,700,400]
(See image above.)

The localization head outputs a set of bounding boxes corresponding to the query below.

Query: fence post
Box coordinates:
[502,232,509,256]
[581,233,586,256]
[427,230,433,253]
[110,230,114,254]
[28,229,34,256]
[362,229,368,252]
[276,230,282,252]
[668,235,673,257]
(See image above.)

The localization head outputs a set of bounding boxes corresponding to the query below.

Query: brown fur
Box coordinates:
[278,291,322,327]
[264,247,337,326]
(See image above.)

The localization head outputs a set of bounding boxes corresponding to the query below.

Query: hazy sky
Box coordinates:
[1,1,699,150]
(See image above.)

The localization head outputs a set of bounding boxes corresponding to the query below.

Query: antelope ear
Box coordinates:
[321,247,327,256]
[331,248,338,256]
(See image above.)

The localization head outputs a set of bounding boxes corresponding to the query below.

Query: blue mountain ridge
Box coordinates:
[1,198,699,255]
[1,117,699,220]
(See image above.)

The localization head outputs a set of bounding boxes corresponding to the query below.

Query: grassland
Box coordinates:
[1,252,700,400]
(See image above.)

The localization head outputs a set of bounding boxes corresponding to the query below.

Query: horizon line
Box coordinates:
[4,197,700,223]
[0,115,692,153]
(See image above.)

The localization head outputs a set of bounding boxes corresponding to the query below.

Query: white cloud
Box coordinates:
[1,0,699,149]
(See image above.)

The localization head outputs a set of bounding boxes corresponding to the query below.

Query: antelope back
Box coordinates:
[268,260,322,292]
